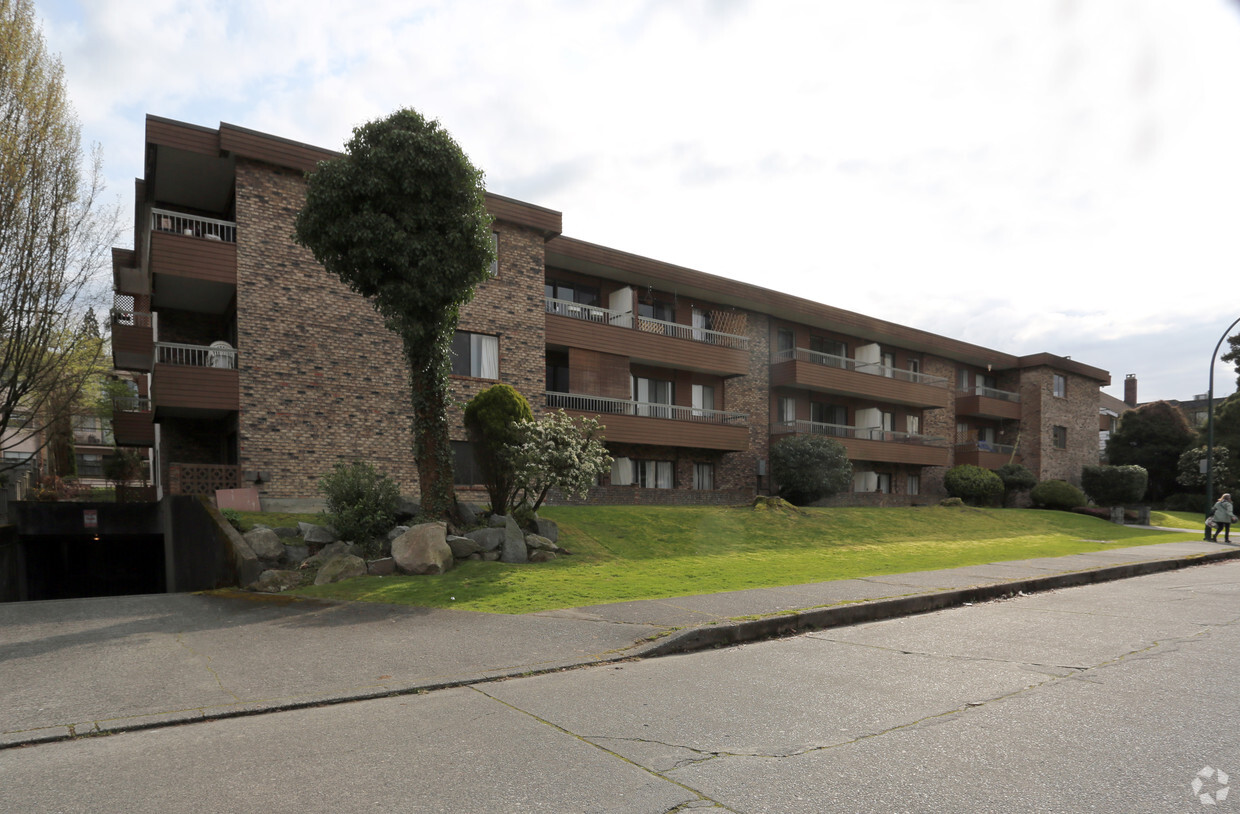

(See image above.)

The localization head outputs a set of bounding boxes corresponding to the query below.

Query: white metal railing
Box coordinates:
[545,297,749,350]
[151,207,236,243]
[113,396,152,413]
[546,392,747,425]
[772,348,949,388]
[955,441,1017,455]
[960,385,1021,403]
[771,419,947,446]
[154,341,237,369]
[73,428,114,446]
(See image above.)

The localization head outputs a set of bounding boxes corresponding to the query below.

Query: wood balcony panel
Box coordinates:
[547,313,749,376]
[112,324,153,371]
[771,432,949,467]
[563,408,750,451]
[149,230,237,286]
[770,360,951,409]
[152,364,239,417]
[954,447,1021,470]
[955,394,1022,420]
[112,410,155,447]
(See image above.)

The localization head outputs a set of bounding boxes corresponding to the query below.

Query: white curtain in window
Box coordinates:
[655,460,673,489]
[472,334,498,379]
[694,463,714,490]
[611,457,633,486]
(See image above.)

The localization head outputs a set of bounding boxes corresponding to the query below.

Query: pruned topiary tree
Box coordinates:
[1081,464,1148,506]
[996,462,1037,507]
[463,383,533,513]
[944,464,1004,507]
[294,108,495,520]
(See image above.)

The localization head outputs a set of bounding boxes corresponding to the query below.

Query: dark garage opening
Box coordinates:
[22,532,166,601]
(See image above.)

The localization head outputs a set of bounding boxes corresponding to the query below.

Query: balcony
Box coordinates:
[147,208,238,314]
[112,396,155,447]
[151,341,239,418]
[771,419,949,466]
[955,386,1022,420]
[770,348,951,409]
[547,391,750,451]
[954,441,1020,470]
[111,293,154,371]
[544,297,750,376]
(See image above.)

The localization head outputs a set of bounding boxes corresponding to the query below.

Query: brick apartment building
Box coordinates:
[108,116,1109,509]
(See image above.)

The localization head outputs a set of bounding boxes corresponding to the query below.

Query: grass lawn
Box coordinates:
[288,505,1202,614]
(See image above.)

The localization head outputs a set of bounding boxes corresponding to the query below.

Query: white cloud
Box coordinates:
[32,0,1240,402]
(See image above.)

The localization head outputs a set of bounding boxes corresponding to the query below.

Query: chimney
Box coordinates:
[1124,374,1137,407]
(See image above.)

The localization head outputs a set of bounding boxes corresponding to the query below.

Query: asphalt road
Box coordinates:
[4,560,1238,813]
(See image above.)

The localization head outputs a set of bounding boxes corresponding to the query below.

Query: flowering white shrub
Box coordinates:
[508,410,612,511]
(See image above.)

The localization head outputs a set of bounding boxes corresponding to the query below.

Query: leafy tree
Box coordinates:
[463,384,533,513]
[1197,393,1240,482]
[318,461,401,558]
[1176,445,1232,494]
[1,0,116,470]
[944,464,1004,506]
[1080,464,1148,506]
[294,108,494,519]
[508,410,612,513]
[996,462,1037,507]
[1104,401,1195,502]
[770,435,852,506]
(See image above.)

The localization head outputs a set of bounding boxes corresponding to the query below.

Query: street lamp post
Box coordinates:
[1204,317,1240,539]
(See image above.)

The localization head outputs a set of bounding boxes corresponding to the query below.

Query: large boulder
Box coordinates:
[299,522,339,545]
[282,544,310,566]
[524,534,559,552]
[501,516,528,564]
[314,554,367,585]
[244,528,284,561]
[464,527,504,552]
[367,557,396,576]
[302,541,359,569]
[457,502,479,525]
[446,535,483,559]
[395,496,421,521]
[250,569,303,593]
[534,517,558,543]
[391,522,454,575]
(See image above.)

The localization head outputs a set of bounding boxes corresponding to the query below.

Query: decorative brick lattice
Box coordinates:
[169,463,240,496]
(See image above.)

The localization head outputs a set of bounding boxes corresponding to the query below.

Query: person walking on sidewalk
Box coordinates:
[1210,493,1235,543]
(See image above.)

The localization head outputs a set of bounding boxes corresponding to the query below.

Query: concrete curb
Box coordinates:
[636,546,1240,657]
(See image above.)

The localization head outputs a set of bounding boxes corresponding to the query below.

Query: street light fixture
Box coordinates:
[1204,317,1240,540]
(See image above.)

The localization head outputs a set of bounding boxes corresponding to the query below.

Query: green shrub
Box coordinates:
[943,464,1004,506]
[1030,479,1087,511]
[939,497,964,507]
[318,461,400,558]
[770,435,852,506]
[996,463,1037,506]
[463,384,533,513]
[221,508,243,531]
[1165,492,1208,513]
[1081,464,1148,506]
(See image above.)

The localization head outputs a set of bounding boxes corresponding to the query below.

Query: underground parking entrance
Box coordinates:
[0,498,246,603]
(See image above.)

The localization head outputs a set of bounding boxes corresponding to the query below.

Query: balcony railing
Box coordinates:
[771,419,947,446]
[113,396,152,413]
[546,391,748,425]
[960,385,1020,402]
[545,297,749,350]
[155,341,237,369]
[773,348,949,388]
[954,441,1017,455]
[151,207,236,243]
[112,292,153,327]
[73,428,114,446]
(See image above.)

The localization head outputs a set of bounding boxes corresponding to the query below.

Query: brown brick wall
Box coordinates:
[233,160,546,501]
[1020,366,1101,486]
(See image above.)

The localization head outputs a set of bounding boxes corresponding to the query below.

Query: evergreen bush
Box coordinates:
[769,435,852,506]
[943,464,1004,506]
[1081,464,1148,506]
[1030,479,1087,511]
[318,461,401,558]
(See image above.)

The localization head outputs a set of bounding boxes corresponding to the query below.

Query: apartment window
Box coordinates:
[76,453,104,478]
[546,351,570,394]
[876,473,892,494]
[693,462,715,490]
[881,351,896,377]
[691,384,715,416]
[978,426,996,450]
[451,332,498,379]
[907,415,920,436]
[908,358,921,378]
[612,458,673,489]
[489,232,499,276]
[907,474,920,495]
[810,336,847,367]
[777,328,795,355]
[1052,425,1068,449]
[545,279,600,307]
[811,402,846,429]
[633,376,674,418]
[638,298,674,322]
[451,441,483,485]
[778,396,797,424]
[1053,374,1066,398]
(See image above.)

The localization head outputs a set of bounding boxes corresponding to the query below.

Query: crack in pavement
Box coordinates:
[175,632,240,702]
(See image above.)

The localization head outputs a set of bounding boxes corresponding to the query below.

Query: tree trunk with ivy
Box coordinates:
[405,329,456,519]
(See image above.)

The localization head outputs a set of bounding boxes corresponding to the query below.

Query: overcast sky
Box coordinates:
[33,0,1240,403]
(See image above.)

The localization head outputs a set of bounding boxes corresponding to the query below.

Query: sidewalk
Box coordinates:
[2,532,1234,749]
